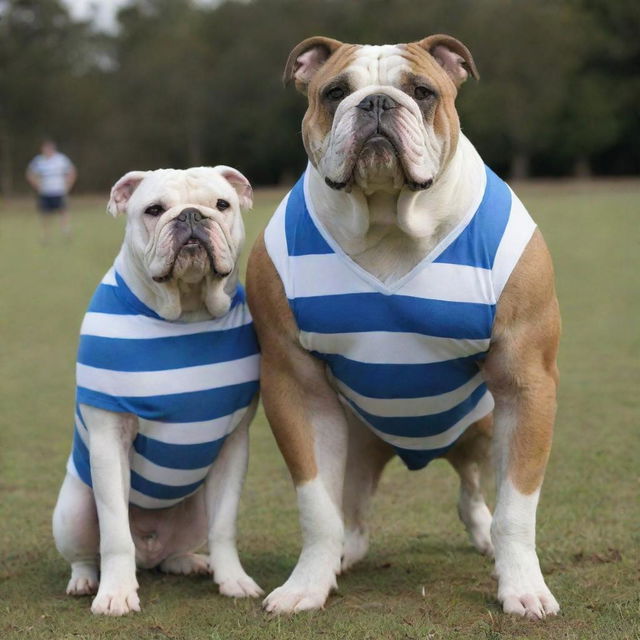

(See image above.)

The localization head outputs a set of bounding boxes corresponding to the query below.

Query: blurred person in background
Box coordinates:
[26,139,77,244]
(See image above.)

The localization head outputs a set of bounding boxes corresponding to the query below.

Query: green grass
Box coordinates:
[1,180,639,639]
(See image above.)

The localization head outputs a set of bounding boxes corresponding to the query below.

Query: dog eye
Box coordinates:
[144,204,165,216]
[325,86,346,101]
[216,199,230,211]
[414,86,435,100]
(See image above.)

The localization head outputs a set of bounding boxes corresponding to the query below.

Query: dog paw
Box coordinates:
[341,527,369,572]
[66,563,98,596]
[263,568,337,614]
[218,573,264,598]
[160,553,211,576]
[91,584,140,616]
[496,556,559,619]
[501,589,560,619]
[263,585,330,614]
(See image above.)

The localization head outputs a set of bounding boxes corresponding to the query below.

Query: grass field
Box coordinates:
[1,180,639,639]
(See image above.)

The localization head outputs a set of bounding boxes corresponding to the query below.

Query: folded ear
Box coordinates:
[417,34,479,88]
[107,171,148,217]
[283,36,344,94]
[214,165,253,212]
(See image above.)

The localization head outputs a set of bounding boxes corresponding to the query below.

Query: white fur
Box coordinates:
[113,167,248,321]
[263,391,348,614]
[205,408,264,598]
[52,168,260,615]
[263,478,344,613]
[307,133,485,283]
[491,408,559,618]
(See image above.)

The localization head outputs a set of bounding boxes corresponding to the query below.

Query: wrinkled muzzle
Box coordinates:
[147,207,234,283]
[318,89,437,191]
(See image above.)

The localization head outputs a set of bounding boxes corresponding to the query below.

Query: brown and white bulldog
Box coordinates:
[247,36,561,618]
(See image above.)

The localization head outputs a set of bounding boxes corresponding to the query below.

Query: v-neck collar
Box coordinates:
[301,165,488,296]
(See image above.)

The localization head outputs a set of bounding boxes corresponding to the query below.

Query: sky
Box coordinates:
[62,0,129,32]
[61,0,221,32]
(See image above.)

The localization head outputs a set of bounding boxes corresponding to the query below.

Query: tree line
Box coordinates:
[0,0,638,195]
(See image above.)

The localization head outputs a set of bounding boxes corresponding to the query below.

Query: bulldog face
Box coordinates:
[107,166,252,318]
[285,35,478,193]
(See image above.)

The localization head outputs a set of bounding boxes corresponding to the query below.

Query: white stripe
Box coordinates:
[400,262,495,304]
[288,254,495,304]
[128,488,188,509]
[335,372,486,417]
[76,353,260,397]
[288,254,370,297]
[101,267,117,286]
[131,453,210,487]
[80,303,251,339]
[137,406,248,445]
[263,194,292,298]
[492,189,536,300]
[362,390,494,450]
[301,331,489,365]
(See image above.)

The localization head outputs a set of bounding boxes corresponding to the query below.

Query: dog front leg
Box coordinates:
[259,351,349,614]
[484,231,561,619]
[248,234,348,614]
[203,396,263,598]
[82,405,140,616]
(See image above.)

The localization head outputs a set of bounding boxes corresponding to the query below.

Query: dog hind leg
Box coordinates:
[341,410,394,572]
[52,472,100,595]
[444,415,494,556]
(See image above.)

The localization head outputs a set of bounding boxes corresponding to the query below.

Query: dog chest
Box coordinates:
[69,268,260,509]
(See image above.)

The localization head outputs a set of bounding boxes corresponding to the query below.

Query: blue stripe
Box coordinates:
[88,276,246,318]
[72,426,93,487]
[435,166,511,269]
[88,282,137,315]
[347,383,488,436]
[76,381,258,422]
[285,174,333,256]
[130,471,205,500]
[319,353,482,398]
[395,442,459,470]
[293,293,494,340]
[78,324,259,372]
[133,434,226,470]
[87,273,162,318]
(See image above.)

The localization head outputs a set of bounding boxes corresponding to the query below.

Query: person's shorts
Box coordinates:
[38,194,66,213]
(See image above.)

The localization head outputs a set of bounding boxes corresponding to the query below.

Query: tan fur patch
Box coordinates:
[402,43,461,164]
[483,230,560,495]
[246,234,324,485]
[301,44,359,161]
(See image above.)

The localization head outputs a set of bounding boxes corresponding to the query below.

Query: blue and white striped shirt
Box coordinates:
[68,267,260,509]
[264,164,535,470]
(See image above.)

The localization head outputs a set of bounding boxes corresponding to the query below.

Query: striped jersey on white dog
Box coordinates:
[67,265,260,509]
[264,164,536,470]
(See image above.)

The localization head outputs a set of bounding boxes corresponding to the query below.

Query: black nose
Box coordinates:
[177,207,203,223]
[356,93,397,114]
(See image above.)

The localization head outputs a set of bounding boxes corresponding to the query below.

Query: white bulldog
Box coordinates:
[247,35,561,618]
[53,166,262,615]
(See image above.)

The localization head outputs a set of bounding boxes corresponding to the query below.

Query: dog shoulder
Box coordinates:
[487,229,560,378]
[246,232,300,352]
